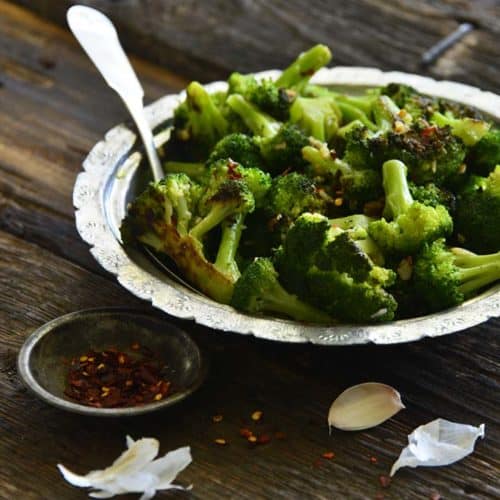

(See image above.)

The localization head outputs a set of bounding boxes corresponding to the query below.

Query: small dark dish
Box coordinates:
[17,308,206,416]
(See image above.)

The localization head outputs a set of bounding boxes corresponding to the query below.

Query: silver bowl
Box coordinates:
[17,308,206,416]
[73,68,500,345]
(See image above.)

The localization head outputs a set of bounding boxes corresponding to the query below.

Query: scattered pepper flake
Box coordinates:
[257,434,271,445]
[79,356,88,362]
[131,342,140,350]
[334,197,343,207]
[212,415,224,423]
[322,451,335,460]
[370,456,378,464]
[247,435,257,444]
[239,428,253,438]
[379,475,391,488]
[251,410,263,422]
[214,438,227,446]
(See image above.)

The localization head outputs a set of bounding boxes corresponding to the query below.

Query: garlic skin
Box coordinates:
[390,419,485,476]
[328,382,405,431]
[58,436,192,499]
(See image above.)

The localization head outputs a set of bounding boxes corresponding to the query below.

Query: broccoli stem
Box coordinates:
[452,248,500,267]
[431,111,490,146]
[164,161,206,180]
[457,262,500,295]
[329,93,377,116]
[261,282,332,323]
[186,81,228,138]
[372,95,402,132]
[190,204,236,240]
[275,44,332,90]
[381,160,414,219]
[337,102,378,131]
[226,94,280,138]
[330,214,376,230]
[171,196,191,236]
[214,214,245,281]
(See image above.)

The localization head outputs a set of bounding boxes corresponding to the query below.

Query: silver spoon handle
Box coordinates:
[67,5,164,182]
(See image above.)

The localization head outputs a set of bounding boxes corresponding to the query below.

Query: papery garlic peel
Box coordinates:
[328,382,405,431]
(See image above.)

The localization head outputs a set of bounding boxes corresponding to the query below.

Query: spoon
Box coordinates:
[67,6,164,182]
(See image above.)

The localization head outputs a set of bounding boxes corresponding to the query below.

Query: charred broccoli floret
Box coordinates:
[413,239,500,312]
[455,166,500,253]
[368,160,453,255]
[227,94,309,174]
[231,257,332,322]
[302,141,383,207]
[207,133,264,170]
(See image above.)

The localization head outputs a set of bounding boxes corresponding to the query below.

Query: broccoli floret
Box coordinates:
[275,213,397,322]
[207,133,264,170]
[455,166,500,253]
[121,174,235,303]
[289,95,341,142]
[302,141,383,208]
[372,121,467,185]
[430,111,490,146]
[368,160,453,255]
[380,83,436,120]
[227,94,309,174]
[468,128,500,176]
[413,239,500,312]
[409,182,456,212]
[227,45,331,121]
[173,82,228,158]
[231,258,332,323]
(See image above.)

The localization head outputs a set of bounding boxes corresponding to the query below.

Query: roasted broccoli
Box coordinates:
[409,182,456,212]
[207,133,264,170]
[455,166,500,253]
[227,94,309,174]
[430,111,490,146]
[368,160,453,255]
[413,238,500,312]
[468,127,500,176]
[172,81,228,158]
[231,257,332,322]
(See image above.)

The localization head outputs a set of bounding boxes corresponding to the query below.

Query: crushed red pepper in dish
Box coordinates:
[64,344,171,408]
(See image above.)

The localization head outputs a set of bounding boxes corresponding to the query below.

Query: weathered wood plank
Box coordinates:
[12,0,500,94]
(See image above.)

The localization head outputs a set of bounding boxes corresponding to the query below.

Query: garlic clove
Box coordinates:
[328,382,405,431]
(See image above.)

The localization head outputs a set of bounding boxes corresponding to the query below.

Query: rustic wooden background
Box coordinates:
[0,1,499,498]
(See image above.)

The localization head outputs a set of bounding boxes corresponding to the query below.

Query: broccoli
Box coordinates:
[302,141,383,208]
[409,182,456,212]
[430,111,490,146]
[163,161,206,181]
[413,238,500,312]
[227,44,331,120]
[368,160,453,255]
[289,95,341,142]
[380,83,436,120]
[371,121,467,185]
[121,174,235,303]
[275,213,397,322]
[172,81,228,158]
[207,133,264,170]
[231,257,332,323]
[468,127,500,176]
[227,94,309,174]
[455,165,500,253]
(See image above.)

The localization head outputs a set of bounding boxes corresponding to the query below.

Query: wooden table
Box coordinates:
[1,1,499,498]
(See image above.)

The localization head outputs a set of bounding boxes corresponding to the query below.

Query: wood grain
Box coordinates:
[11,0,500,93]
[0,1,499,499]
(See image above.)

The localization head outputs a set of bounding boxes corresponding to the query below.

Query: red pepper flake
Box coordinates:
[64,346,172,408]
[257,434,271,445]
[379,475,391,488]
[214,438,227,446]
[421,125,437,138]
[322,451,335,460]
[239,428,253,438]
[370,456,378,464]
[212,414,224,423]
[251,410,263,422]
[131,342,140,351]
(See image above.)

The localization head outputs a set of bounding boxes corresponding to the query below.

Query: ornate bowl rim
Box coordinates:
[73,67,500,345]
